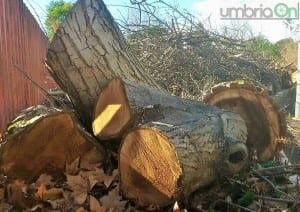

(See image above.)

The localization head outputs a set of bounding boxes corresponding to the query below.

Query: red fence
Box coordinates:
[0,0,56,132]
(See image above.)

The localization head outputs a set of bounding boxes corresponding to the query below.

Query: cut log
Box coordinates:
[100,79,249,206]
[93,77,229,139]
[119,117,248,206]
[46,0,160,127]
[0,106,106,182]
[203,81,286,160]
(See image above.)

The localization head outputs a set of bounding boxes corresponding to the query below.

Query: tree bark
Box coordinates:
[203,81,286,160]
[94,78,249,206]
[119,113,248,206]
[0,106,106,182]
[93,78,242,139]
[46,0,160,127]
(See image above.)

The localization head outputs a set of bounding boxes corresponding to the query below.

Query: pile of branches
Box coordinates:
[114,0,292,100]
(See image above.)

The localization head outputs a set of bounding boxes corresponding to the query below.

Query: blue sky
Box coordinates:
[24,0,297,42]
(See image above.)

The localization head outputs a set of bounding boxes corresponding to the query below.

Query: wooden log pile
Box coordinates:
[0,0,286,208]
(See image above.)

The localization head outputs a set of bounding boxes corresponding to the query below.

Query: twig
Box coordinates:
[251,168,296,201]
[256,165,300,172]
[23,0,47,34]
[217,199,255,212]
[13,63,58,103]
[256,195,297,204]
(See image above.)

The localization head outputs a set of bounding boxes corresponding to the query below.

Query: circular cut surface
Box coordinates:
[204,82,286,160]
[119,127,182,206]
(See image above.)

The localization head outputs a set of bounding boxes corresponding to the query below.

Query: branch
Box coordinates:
[256,195,298,204]
[217,199,256,212]
[13,63,58,103]
[251,168,296,201]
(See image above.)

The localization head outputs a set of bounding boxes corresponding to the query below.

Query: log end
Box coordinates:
[204,82,286,160]
[92,78,132,139]
[0,110,106,182]
[119,127,182,207]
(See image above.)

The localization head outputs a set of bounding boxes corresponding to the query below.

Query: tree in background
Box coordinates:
[45,0,73,40]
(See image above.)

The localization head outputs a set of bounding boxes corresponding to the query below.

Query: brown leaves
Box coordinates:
[67,174,89,204]
[100,186,126,211]
[90,195,105,212]
[35,184,63,201]
[7,180,27,208]
[0,155,127,211]
[36,174,53,187]
[66,157,80,175]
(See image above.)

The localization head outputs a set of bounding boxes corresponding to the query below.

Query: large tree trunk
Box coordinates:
[119,120,248,206]
[94,78,249,206]
[203,82,286,160]
[46,0,160,127]
[0,106,106,182]
[92,77,219,139]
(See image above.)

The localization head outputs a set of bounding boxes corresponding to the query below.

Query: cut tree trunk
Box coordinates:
[46,0,160,127]
[0,106,106,182]
[203,81,286,160]
[93,77,192,139]
[93,77,238,139]
[96,79,249,206]
[119,115,248,206]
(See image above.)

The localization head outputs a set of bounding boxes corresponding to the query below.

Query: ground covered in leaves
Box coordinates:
[0,119,300,211]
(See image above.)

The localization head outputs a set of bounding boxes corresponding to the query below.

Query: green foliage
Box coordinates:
[45,0,73,40]
[251,36,281,59]
[258,160,281,168]
[237,190,255,206]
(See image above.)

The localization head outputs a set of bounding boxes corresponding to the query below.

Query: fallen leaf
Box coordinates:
[80,160,101,171]
[44,188,64,201]
[30,204,43,211]
[66,157,80,175]
[35,184,63,201]
[90,195,105,212]
[87,169,106,189]
[36,173,53,187]
[67,174,89,205]
[7,180,27,207]
[35,184,47,200]
[47,198,67,210]
[254,181,269,193]
[100,186,126,211]
[75,207,86,212]
[104,169,118,188]
[78,168,106,189]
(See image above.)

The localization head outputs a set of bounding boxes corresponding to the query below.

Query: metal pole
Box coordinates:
[295,42,300,118]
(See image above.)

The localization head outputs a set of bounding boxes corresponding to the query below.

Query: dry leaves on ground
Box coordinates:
[0,156,127,211]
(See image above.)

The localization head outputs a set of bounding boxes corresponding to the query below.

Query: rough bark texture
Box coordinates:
[203,82,286,160]
[93,78,245,139]
[46,0,160,127]
[104,79,250,206]
[0,106,106,182]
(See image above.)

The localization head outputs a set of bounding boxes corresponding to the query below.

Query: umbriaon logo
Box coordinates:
[220,2,299,20]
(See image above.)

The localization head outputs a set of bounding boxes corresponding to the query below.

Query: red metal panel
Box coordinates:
[0,0,57,132]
